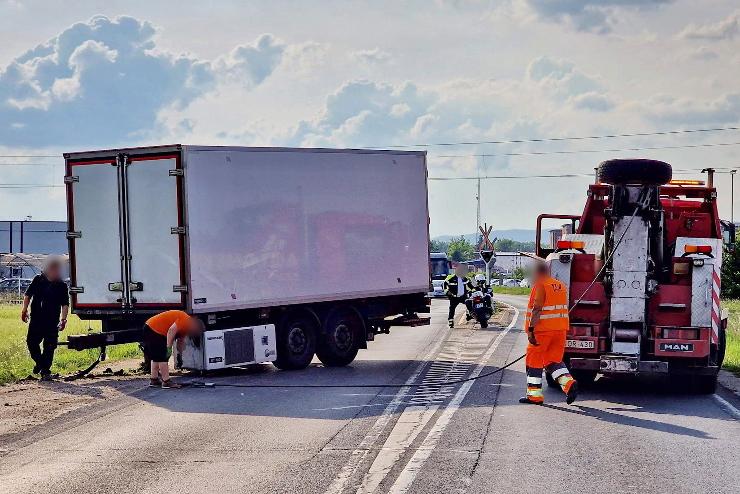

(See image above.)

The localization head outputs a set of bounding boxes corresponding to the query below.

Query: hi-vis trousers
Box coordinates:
[525,330,575,403]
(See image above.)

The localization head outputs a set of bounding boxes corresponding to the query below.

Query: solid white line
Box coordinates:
[324,323,449,494]
[713,394,740,421]
[388,303,520,494]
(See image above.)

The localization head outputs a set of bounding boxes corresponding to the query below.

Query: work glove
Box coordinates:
[527,329,538,346]
[57,319,67,332]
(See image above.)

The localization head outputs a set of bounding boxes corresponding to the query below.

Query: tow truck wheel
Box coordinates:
[273,313,317,370]
[691,374,718,394]
[317,309,361,367]
[570,370,597,386]
[597,159,672,186]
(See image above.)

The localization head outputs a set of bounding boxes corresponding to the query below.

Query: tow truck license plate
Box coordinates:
[566,339,594,349]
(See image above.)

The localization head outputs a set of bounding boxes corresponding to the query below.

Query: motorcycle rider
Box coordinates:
[443,264,474,328]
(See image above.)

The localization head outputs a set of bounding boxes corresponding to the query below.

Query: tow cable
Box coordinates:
[64,204,639,389]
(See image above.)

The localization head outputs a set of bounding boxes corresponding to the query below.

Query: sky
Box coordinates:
[0,0,738,237]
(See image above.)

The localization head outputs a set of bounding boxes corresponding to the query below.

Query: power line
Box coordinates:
[434,140,740,158]
[378,126,740,149]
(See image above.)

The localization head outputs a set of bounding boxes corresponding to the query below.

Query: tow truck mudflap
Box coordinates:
[570,357,669,374]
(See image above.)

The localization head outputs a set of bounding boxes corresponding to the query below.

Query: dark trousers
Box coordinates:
[448,296,467,321]
[26,323,58,374]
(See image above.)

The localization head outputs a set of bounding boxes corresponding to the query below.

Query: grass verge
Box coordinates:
[492,286,531,296]
[0,304,142,385]
[724,300,740,375]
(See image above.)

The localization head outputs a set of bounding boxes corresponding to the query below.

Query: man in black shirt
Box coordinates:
[21,257,69,380]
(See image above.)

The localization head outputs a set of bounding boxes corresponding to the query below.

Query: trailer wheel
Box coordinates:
[317,309,361,367]
[597,159,672,186]
[273,313,317,371]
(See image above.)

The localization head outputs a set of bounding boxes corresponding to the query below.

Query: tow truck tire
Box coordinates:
[571,370,597,386]
[691,374,718,394]
[273,313,317,371]
[317,309,361,367]
[597,159,672,186]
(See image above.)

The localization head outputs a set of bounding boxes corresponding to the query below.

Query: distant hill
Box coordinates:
[433,229,536,243]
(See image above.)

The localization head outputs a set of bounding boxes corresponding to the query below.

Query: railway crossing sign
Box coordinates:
[478,224,496,282]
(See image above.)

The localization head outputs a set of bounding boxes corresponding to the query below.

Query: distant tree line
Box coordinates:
[722,233,740,298]
[429,237,536,262]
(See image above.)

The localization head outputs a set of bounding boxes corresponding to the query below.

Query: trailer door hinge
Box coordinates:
[171,226,186,235]
[173,285,188,293]
[69,286,84,294]
[169,169,184,176]
[64,175,79,184]
[130,281,144,292]
[66,231,82,239]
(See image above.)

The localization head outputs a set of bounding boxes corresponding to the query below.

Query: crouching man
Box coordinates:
[143,310,204,389]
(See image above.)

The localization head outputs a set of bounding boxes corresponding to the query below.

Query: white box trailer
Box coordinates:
[64,145,430,369]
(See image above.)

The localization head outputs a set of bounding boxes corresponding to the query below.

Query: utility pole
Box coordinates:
[732,169,737,224]
[476,174,481,242]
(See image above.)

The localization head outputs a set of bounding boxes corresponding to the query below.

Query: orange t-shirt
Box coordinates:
[145,310,191,336]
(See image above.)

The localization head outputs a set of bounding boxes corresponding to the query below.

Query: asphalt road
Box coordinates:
[1,296,739,494]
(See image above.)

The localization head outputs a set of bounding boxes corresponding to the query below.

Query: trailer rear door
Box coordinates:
[66,152,185,311]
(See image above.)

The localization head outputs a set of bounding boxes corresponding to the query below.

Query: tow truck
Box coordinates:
[535,159,734,392]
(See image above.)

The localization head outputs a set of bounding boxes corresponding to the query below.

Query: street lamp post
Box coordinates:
[731,169,737,224]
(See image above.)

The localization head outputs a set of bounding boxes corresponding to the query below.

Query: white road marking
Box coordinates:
[713,394,740,420]
[324,323,449,494]
[388,303,520,494]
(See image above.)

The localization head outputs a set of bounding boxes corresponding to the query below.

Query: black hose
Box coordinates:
[184,353,526,389]
[62,346,106,382]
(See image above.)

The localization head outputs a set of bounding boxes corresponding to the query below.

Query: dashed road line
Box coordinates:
[388,303,520,494]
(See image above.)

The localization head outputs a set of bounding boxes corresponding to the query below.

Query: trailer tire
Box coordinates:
[597,159,672,186]
[273,313,317,371]
[317,309,361,367]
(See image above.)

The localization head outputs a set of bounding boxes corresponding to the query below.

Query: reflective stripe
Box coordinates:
[551,367,569,379]
[539,313,568,320]
[557,374,574,386]
[527,388,543,397]
[527,376,542,385]
[542,304,568,311]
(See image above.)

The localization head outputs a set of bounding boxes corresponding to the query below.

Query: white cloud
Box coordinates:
[0,15,286,147]
[351,48,391,65]
[679,10,739,41]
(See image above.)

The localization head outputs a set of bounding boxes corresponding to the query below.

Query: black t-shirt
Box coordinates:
[25,274,69,328]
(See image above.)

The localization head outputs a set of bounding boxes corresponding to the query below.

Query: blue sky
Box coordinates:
[0,0,738,236]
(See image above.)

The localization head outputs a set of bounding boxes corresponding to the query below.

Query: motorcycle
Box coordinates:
[465,288,494,328]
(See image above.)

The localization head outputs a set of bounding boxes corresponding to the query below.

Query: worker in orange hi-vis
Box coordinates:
[519,261,578,405]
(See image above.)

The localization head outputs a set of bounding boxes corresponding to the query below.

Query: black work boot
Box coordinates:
[519,396,543,405]
[566,381,579,405]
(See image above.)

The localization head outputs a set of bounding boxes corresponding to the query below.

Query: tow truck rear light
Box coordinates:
[661,328,699,340]
[570,326,593,337]
[684,245,712,255]
[557,240,585,250]
[668,179,705,186]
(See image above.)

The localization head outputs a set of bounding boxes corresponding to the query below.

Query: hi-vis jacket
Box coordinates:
[443,274,474,299]
[524,276,569,333]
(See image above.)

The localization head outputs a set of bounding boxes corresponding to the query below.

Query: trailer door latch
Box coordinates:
[108,282,123,292]
[69,286,85,294]
[168,169,184,176]
[66,231,82,239]
[171,226,186,235]
[173,285,188,293]
[130,281,144,292]
[64,175,79,184]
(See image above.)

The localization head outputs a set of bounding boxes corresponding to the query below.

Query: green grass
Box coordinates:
[0,304,142,385]
[492,286,531,296]
[724,300,740,375]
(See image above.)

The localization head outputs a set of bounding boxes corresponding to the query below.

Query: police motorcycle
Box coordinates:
[465,274,494,328]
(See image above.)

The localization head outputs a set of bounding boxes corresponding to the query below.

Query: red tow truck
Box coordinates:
[536,159,734,392]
